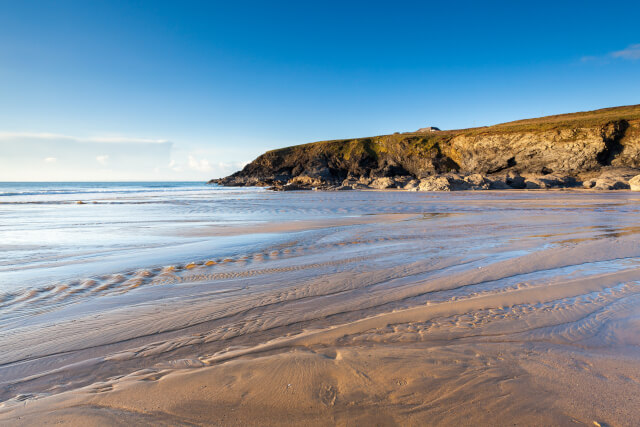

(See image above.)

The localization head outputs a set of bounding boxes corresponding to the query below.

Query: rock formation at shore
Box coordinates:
[210,104,640,191]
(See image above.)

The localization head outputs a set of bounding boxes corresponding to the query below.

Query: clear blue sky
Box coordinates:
[1,0,639,180]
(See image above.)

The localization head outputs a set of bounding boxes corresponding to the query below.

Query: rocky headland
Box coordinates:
[210,104,640,191]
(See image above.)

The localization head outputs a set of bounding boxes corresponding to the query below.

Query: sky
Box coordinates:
[1,0,639,181]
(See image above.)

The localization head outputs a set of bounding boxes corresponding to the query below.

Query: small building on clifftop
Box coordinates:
[416,126,441,133]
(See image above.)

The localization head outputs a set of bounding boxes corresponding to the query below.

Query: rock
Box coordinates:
[523,174,576,189]
[464,173,485,186]
[211,106,640,192]
[302,166,332,180]
[341,178,358,187]
[505,171,526,189]
[596,167,638,181]
[335,185,353,191]
[593,178,629,190]
[210,176,275,187]
[369,177,396,189]
[524,179,543,189]
[488,178,510,189]
[393,176,413,187]
[290,175,323,187]
[417,176,451,191]
[212,105,640,190]
[585,169,637,190]
[269,183,312,191]
[445,175,469,190]
[630,175,640,191]
[350,183,369,190]
[463,173,490,190]
[403,180,419,191]
[540,174,577,187]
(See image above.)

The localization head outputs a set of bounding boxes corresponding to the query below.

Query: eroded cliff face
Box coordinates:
[444,120,631,175]
[229,134,459,184]
[211,107,640,190]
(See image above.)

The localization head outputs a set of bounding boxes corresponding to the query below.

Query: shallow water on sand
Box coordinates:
[1,185,640,426]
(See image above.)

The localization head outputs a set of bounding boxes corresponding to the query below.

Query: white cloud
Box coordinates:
[0,132,69,140]
[582,43,640,63]
[168,159,182,172]
[611,43,640,60]
[86,136,169,144]
[0,132,168,144]
[217,160,249,171]
[580,55,599,63]
[0,131,256,181]
[96,154,109,165]
[188,155,212,172]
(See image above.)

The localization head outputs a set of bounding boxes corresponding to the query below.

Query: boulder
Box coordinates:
[393,176,413,187]
[593,178,629,190]
[505,171,526,189]
[539,174,577,187]
[290,175,323,187]
[524,174,576,189]
[630,175,640,191]
[488,178,510,189]
[351,183,370,190]
[524,179,543,189]
[585,169,638,190]
[341,177,358,187]
[417,176,451,191]
[302,166,332,180]
[462,173,490,190]
[269,183,313,191]
[403,180,419,191]
[369,177,396,189]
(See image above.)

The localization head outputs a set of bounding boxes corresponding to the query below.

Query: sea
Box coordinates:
[0,182,638,321]
[2,181,640,410]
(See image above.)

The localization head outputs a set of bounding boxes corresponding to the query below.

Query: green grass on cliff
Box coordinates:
[469,103,640,135]
[264,104,640,158]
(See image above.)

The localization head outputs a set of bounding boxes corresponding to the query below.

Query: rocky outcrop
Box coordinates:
[210,105,640,191]
[442,121,629,176]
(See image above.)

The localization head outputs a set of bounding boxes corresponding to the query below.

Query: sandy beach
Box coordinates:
[3,1,640,424]
[1,188,639,426]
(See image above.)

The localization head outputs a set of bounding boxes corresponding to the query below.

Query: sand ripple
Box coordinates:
[1,192,640,426]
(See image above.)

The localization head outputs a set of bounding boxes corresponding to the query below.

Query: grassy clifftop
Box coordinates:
[215,104,640,185]
[266,103,640,156]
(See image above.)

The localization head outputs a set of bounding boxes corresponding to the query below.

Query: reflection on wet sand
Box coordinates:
[1,191,640,426]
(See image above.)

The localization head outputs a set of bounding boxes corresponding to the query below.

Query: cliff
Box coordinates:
[211,104,640,191]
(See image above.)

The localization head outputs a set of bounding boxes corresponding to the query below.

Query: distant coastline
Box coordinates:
[211,104,640,191]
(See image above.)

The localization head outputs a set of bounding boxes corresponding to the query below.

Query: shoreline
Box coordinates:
[211,168,640,193]
[2,191,640,426]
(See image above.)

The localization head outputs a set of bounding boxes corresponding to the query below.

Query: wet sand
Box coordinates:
[1,191,640,426]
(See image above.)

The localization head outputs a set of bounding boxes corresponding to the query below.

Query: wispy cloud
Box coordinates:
[0,132,168,144]
[96,154,109,165]
[188,155,213,172]
[611,43,640,60]
[580,55,599,63]
[1,131,249,180]
[168,159,182,172]
[582,43,640,63]
[217,161,249,170]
